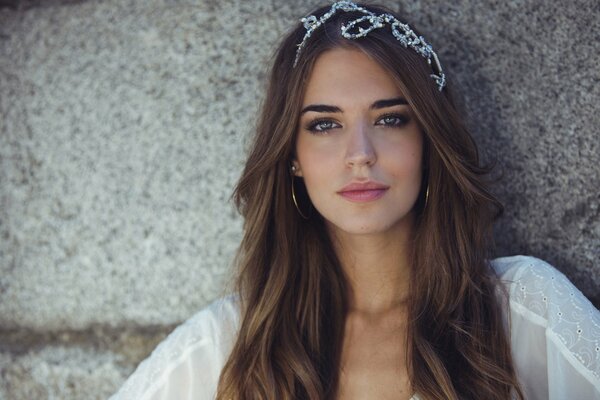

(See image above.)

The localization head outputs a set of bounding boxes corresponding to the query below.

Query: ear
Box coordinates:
[291,160,303,177]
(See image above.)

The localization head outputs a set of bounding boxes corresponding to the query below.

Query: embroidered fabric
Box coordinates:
[494,256,600,399]
[500,256,600,378]
[110,256,600,400]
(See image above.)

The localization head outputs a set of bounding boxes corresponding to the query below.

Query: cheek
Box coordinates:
[295,137,339,179]
[381,138,423,180]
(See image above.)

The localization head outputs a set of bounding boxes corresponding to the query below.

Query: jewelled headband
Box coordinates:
[294,1,446,91]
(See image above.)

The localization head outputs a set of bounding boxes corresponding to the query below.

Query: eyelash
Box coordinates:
[305,113,410,134]
[305,118,341,133]
[375,113,410,127]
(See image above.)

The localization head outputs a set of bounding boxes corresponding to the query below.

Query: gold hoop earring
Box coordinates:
[424,184,430,209]
[291,177,309,219]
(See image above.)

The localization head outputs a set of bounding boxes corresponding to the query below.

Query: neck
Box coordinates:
[329,216,414,316]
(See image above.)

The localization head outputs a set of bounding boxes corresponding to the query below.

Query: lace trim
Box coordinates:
[505,257,600,381]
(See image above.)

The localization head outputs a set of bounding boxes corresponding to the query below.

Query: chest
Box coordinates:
[336,315,412,400]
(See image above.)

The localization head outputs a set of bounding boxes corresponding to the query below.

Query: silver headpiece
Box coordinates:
[294,1,446,91]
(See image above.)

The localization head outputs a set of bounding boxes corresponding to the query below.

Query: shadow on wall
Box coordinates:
[0,0,90,10]
[426,3,600,307]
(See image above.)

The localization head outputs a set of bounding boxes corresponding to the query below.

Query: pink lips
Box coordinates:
[337,181,389,202]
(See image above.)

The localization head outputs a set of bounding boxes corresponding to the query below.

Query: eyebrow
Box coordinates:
[371,97,408,109]
[300,97,408,115]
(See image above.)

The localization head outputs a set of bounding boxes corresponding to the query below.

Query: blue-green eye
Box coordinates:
[306,119,341,133]
[375,113,410,127]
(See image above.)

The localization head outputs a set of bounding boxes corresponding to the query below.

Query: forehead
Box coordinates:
[302,47,404,106]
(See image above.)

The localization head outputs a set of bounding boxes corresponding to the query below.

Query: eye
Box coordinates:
[305,119,341,133]
[375,113,410,127]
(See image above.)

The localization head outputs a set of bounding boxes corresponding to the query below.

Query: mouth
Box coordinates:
[337,181,389,203]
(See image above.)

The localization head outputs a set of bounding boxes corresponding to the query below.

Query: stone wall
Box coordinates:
[1,0,598,398]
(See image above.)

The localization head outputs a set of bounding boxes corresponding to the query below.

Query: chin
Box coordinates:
[325,214,413,237]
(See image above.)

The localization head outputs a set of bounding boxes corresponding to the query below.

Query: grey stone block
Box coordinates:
[0,326,170,399]
[0,0,598,331]
[0,345,129,400]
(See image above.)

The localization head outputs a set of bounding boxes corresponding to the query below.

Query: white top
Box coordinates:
[110,256,600,400]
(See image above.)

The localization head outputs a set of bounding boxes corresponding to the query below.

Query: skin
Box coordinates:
[293,48,423,399]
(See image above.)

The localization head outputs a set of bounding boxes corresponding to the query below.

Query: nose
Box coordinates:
[344,123,376,168]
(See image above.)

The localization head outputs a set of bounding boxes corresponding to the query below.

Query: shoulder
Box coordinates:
[490,254,558,283]
[489,254,596,329]
[182,294,241,344]
[490,255,593,322]
[156,294,241,366]
[490,255,600,394]
[110,295,241,400]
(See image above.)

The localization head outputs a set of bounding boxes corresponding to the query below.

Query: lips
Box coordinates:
[337,181,389,202]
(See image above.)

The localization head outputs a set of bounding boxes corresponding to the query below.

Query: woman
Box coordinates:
[111,2,600,399]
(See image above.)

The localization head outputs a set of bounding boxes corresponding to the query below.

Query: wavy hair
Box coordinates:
[216,3,523,399]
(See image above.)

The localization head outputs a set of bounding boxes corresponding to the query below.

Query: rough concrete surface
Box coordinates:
[0,0,598,398]
[1,345,128,400]
[0,325,169,399]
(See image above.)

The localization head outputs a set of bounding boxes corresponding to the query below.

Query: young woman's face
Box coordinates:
[294,47,423,237]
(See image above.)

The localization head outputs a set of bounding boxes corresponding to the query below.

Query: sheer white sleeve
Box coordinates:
[493,255,600,400]
[108,296,239,400]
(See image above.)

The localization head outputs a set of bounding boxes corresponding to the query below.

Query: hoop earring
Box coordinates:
[291,177,309,219]
[424,184,430,209]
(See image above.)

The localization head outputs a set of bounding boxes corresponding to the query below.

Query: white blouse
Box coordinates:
[110,256,600,400]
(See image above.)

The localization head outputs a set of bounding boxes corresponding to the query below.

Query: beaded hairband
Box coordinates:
[293,1,446,91]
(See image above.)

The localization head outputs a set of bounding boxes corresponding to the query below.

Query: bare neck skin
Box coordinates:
[331,213,414,400]
[330,212,414,316]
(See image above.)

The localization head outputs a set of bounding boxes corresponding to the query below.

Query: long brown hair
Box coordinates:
[217,3,523,399]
